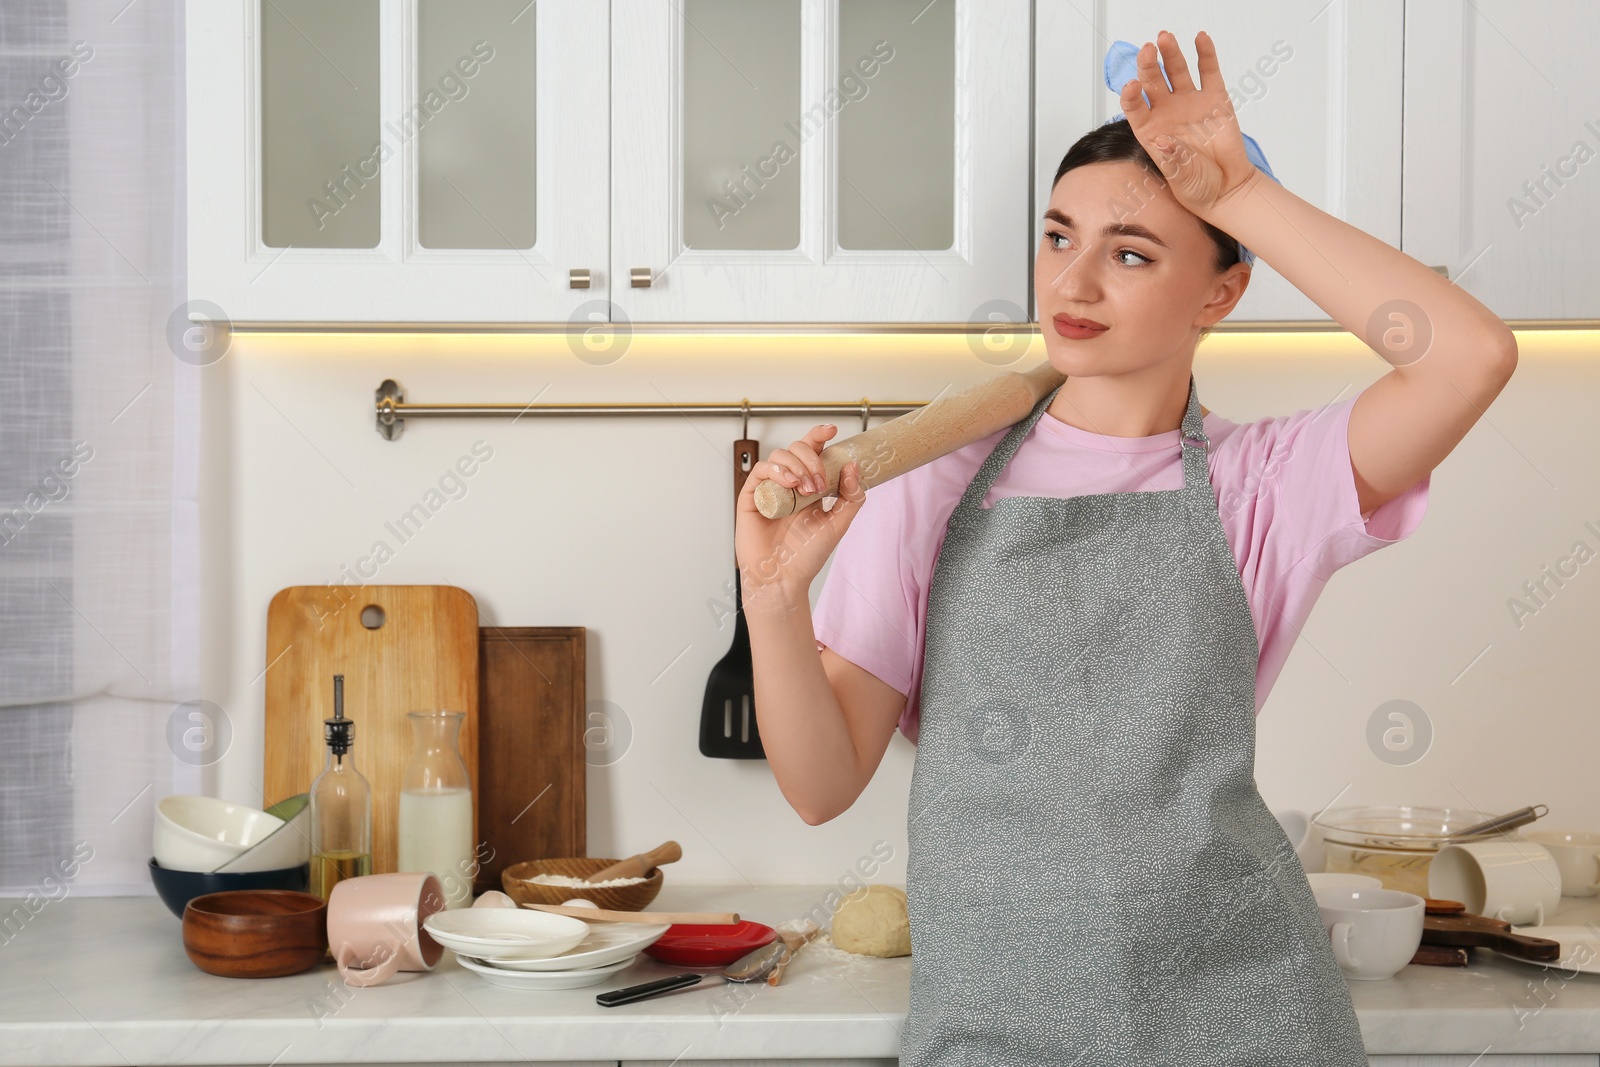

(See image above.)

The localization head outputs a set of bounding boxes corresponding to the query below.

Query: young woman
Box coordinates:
[736,29,1517,1065]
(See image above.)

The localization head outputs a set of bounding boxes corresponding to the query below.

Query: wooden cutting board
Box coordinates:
[473,626,586,896]
[264,585,479,876]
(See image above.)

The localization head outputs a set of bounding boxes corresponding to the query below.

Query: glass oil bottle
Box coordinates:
[309,673,372,899]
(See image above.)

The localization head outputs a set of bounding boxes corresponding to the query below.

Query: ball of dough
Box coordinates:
[831,884,911,957]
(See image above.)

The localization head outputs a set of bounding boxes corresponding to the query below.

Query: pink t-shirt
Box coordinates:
[810,387,1430,744]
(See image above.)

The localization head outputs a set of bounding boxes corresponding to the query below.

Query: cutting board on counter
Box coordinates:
[473,626,586,896]
[264,585,480,876]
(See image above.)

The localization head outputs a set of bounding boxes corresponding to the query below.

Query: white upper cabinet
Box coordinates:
[609,0,1031,323]
[187,0,609,323]
[1034,0,1404,324]
[1403,0,1600,320]
[186,0,1595,325]
[187,0,1029,325]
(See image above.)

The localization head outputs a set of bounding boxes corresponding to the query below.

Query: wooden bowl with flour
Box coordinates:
[501,857,664,912]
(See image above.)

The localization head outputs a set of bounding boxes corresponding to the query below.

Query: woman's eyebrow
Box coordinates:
[1043,209,1168,250]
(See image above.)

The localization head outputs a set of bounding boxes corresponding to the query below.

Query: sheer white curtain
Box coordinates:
[0,0,197,895]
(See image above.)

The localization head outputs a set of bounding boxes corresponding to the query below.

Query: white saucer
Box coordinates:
[424,908,589,960]
[456,952,639,989]
[1505,925,1600,973]
[479,922,671,971]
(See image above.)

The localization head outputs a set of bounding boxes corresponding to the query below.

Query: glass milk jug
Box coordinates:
[397,709,474,909]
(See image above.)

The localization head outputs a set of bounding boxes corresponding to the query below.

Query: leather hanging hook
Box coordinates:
[741,398,750,441]
[861,397,871,433]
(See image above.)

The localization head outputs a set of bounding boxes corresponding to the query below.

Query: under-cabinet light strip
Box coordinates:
[240,318,1599,334]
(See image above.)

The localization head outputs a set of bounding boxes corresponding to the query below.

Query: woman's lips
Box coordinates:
[1053,314,1108,338]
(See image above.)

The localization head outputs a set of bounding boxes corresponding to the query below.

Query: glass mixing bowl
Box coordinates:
[1312,804,1526,897]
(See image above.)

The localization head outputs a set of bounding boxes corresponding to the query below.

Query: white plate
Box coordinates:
[424,908,589,960]
[456,952,639,990]
[1505,925,1600,973]
[477,922,671,971]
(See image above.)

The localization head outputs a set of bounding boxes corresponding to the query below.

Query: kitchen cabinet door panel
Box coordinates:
[611,0,1030,323]
[1034,0,1403,323]
[1402,0,1600,320]
[188,0,608,323]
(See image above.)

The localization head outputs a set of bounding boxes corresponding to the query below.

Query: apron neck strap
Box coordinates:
[956,374,1210,512]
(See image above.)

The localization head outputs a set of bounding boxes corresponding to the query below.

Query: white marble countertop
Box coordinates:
[4,882,1600,1064]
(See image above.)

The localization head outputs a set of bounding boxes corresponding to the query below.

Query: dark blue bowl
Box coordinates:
[147,856,312,919]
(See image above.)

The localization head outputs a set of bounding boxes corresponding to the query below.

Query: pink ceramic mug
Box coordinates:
[326,872,446,987]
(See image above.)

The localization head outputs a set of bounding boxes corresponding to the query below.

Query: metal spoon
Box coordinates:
[595,940,788,1006]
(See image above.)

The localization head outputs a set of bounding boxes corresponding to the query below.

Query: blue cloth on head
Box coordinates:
[1098,39,1277,266]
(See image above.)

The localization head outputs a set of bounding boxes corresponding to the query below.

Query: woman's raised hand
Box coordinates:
[735,424,866,612]
[1118,30,1262,218]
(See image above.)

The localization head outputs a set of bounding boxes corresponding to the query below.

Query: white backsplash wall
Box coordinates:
[200,330,1600,886]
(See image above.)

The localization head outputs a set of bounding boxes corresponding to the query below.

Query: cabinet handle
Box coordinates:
[1428,264,1450,280]
[569,268,591,289]
[631,267,653,288]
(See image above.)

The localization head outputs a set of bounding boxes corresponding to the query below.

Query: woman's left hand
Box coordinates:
[1118,30,1262,218]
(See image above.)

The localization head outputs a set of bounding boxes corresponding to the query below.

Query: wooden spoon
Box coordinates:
[766,920,821,985]
[585,841,682,883]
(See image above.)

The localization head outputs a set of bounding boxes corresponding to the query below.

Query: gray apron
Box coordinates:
[901,376,1368,1066]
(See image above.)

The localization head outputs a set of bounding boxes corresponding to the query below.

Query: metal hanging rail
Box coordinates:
[374,378,927,441]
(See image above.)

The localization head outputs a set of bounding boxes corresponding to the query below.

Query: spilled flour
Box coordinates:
[771,923,890,978]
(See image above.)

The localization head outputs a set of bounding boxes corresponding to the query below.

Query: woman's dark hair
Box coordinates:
[1052,121,1243,340]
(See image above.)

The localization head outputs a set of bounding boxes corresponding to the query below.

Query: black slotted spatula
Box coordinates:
[699,436,766,759]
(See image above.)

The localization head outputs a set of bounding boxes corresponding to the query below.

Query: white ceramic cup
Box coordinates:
[1524,830,1600,898]
[1313,886,1425,981]
[1428,840,1561,925]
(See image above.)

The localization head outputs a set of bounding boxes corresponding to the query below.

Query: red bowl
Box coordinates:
[640,920,776,966]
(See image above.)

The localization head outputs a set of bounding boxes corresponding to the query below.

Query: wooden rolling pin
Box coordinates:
[585,841,682,883]
[522,902,740,925]
[752,363,1067,519]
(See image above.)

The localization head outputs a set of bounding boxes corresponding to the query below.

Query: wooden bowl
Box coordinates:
[501,857,663,911]
[182,889,328,978]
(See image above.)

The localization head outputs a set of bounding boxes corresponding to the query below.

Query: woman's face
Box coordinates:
[1034,159,1249,377]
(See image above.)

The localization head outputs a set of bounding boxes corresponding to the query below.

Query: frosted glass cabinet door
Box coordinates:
[1404,0,1600,320]
[612,0,1030,323]
[415,0,538,251]
[188,0,608,323]
[1035,0,1404,323]
[260,0,381,250]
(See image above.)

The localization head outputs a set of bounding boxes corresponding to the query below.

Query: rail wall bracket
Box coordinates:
[376,379,404,441]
